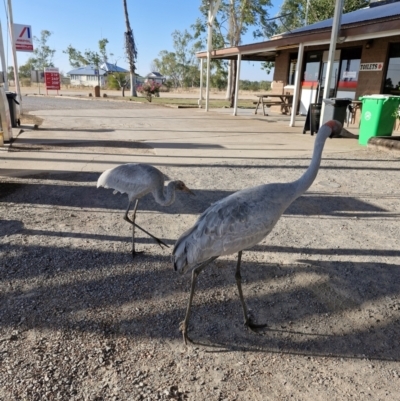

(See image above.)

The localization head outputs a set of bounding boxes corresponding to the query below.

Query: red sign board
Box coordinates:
[44,68,60,90]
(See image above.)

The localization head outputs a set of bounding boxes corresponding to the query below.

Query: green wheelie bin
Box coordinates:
[358,95,400,146]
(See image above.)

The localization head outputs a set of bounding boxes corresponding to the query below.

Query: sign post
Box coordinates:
[7,0,32,111]
[44,67,60,94]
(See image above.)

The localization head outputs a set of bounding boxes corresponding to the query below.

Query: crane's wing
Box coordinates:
[173,187,282,273]
[97,163,164,198]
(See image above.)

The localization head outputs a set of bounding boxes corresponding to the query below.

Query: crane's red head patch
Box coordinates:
[325,120,342,138]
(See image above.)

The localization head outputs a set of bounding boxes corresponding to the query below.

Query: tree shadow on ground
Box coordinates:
[0,180,390,218]
[1,243,399,362]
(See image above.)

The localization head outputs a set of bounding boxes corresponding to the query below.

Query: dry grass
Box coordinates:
[20,113,44,127]
[105,95,257,109]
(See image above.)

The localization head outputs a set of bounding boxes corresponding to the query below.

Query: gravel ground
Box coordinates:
[1,98,400,400]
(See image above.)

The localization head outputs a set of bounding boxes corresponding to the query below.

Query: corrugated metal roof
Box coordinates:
[100,62,128,73]
[67,65,106,76]
[281,2,400,36]
[145,71,164,78]
[67,63,128,75]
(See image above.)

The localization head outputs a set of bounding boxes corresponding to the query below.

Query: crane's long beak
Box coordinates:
[183,185,195,196]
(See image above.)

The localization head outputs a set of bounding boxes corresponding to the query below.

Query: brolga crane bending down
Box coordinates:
[97,163,194,257]
[173,120,343,344]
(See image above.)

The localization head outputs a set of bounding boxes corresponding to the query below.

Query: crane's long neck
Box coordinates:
[292,130,330,198]
[153,181,176,206]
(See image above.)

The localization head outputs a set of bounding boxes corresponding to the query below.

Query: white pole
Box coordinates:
[205,12,212,112]
[205,0,221,112]
[198,58,204,108]
[0,21,9,90]
[289,43,304,127]
[7,0,22,110]
[233,53,241,116]
[320,0,343,123]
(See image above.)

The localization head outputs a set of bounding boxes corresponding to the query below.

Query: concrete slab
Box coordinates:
[0,100,363,178]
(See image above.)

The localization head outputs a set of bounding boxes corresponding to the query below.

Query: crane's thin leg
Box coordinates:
[235,251,267,331]
[123,200,169,249]
[131,199,143,257]
[180,257,218,345]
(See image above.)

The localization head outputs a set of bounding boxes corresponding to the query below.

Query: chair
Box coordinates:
[347,102,361,127]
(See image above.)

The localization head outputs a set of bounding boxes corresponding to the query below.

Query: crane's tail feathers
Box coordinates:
[172,227,195,273]
[97,169,112,188]
[172,243,188,273]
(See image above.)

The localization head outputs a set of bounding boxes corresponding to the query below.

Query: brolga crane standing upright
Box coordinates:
[173,120,343,344]
[97,163,194,257]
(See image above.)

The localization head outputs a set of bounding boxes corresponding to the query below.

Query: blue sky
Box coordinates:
[1,0,283,81]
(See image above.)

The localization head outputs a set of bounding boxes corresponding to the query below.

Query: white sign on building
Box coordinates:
[359,62,384,72]
[13,24,33,52]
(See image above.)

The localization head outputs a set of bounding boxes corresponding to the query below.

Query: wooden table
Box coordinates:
[254,94,293,116]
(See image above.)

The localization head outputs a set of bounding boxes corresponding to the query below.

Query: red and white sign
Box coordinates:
[13,24,33,52]
[360,62,384,72]
[44,67,61,90]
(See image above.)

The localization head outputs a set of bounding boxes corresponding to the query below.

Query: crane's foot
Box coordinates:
[179,320,192,345]
[245,320,268,332]
[132,250,144,259]
[244,312,268,332]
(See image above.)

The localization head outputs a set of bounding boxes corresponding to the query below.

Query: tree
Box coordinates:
[29,30,56,71]
[196,1,274,106]
[210,67,228,90]
[63,44,103,68]
[240,79,271,91]
[123,0,138,97]
[260,0,368,82]
[64,40,113,86]
[7,66,14,81]
[107,72,130,96]
[275,0,369,33]
[19,58,36,78]
[192,15,228,91]
[99,39,110,62]
[153,29,202,88]
[153,51,180,88]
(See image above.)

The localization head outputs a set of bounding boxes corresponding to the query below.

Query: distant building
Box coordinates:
[145,71,166,85]
[67,62,129,88]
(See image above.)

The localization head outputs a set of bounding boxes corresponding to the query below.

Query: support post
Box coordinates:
[233,53,241,116]
[320,0,344,124]
[290,43,304,127]
[0,21,8,91]
[205,21,212,111]
[7,0,22,111]
[205,0,221,112]
[198,58,204,108]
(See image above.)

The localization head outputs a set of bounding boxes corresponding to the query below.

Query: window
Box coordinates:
[303,52,322,82]
[337,47,362,94]
[383,43,400,95]
[288,54,298,85]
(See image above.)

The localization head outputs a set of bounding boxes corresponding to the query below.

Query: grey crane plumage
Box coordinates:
[97,163,194,257]
[172,120,343,344]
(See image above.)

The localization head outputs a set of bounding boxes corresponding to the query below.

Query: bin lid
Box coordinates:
[359,94,400,100]
[323,98,352,106]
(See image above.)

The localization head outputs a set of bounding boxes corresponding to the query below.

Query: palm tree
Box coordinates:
[123,0,138,97]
